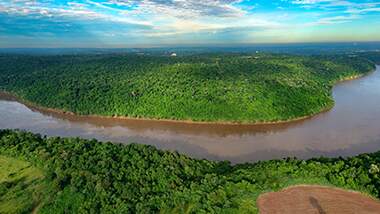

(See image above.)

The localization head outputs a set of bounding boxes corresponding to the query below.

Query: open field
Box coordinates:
[0,155,46,214]
[258,185,380,214]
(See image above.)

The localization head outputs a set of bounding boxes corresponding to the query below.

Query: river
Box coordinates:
[1,66,380,164]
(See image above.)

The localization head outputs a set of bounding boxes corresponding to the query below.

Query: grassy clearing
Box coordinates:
[0,156,46,214]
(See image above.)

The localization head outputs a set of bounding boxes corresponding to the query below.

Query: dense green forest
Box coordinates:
[1,130,380,213]
[0,53,375,123]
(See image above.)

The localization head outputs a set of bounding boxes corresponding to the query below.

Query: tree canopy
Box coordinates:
[0,53,375,123]
[1,130,380,213]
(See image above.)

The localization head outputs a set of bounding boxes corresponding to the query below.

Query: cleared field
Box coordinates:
[0,156,46,214]
[257,185,380,214]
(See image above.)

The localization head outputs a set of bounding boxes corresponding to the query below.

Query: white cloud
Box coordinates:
[292,0,335,5]
[1,0,379,45]
[0,0,153,27]
[316,15,358,24]
[110,0,245,18]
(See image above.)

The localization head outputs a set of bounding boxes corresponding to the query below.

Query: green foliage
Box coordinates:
[1,130,380,213]
[358,52,380,64]
[0,53,375,122]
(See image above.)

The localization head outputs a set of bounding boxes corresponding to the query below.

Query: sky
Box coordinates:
[0,0,379,48]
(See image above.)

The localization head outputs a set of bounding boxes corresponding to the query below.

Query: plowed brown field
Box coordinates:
[257,185,380,214]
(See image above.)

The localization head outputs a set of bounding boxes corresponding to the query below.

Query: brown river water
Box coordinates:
[1,65,380,163]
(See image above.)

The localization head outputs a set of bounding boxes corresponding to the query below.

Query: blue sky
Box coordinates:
[0,0,379,48]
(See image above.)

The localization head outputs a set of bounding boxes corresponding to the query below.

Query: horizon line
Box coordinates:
[1,41,380,50]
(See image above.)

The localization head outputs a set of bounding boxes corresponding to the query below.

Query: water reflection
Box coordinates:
[1,66,380,163]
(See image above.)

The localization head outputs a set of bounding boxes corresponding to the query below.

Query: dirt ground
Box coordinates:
[257,185,380,214]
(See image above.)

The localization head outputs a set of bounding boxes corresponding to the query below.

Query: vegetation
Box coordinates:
[0,155,47,214]
[0,53,375,123]
[1,130,380,213]
[358,52,380,64]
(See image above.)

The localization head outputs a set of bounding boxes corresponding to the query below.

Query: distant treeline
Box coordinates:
[1,130,380,213]
[0,53,376,123]
[358,52,380,64]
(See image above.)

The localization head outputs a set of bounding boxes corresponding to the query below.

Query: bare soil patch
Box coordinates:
[257,185,380,214]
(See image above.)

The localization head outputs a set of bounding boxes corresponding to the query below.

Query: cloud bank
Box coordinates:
[0,0,379,47]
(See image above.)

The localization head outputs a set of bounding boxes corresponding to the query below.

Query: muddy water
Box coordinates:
[1,66,380,163]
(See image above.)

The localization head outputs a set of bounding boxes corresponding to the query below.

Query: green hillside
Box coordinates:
[0,156,47,214]
[0,53,375,123]
[1,130,380,213]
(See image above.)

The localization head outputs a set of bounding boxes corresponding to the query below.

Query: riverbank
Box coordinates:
[0,90,335,125]
[2,65,380,163]
[0,54,375,125]
[1,129,380,213]
[0,68,374,126]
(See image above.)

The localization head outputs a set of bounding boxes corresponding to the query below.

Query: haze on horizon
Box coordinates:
[0,0,380,48]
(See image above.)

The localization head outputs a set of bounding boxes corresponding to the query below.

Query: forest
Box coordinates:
[0,53,376,123]
[358,51,380,64]
[1,129,380,213]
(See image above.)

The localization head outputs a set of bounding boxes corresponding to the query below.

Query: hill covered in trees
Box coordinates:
[1,130,380,213]
[0,53,375,123]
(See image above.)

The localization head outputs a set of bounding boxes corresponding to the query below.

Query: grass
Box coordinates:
[0,155,46,214]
